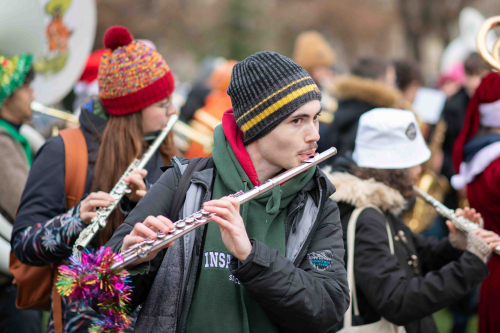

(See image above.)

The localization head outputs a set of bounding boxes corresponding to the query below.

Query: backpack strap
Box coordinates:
[54,128,88,333]
[59,128,88,210]
[168,157,214,221]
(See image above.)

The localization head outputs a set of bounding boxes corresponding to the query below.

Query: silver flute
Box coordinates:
[413,185,500,255]
[111,147,337,270]
[73,114,179,256]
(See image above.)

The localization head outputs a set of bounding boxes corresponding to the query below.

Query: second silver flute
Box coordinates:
[73,114,179,256]
[413,185,500,255]
[112,147,337,270]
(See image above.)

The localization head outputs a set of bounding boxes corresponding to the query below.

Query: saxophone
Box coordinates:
[111,147,337,270]
[413,185,500,256]
[405,119,449,233]
[72,114,179,256]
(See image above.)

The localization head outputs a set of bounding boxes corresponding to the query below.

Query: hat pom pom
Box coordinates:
[103,26,134,51]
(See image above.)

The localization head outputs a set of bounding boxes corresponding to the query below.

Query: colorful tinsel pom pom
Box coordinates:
[57,247,132,333]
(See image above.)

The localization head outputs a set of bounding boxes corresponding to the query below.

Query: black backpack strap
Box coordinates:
[168,157,214,221]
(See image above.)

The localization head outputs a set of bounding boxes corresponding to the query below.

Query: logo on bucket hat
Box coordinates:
[406,123,417,140]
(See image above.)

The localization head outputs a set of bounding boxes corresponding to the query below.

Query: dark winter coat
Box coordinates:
[441,87,470,180]
[323,77,404,162]
[105,156,350,333]
[325,170,489,333]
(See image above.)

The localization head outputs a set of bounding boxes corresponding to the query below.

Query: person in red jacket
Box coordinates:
[452,72,500,333]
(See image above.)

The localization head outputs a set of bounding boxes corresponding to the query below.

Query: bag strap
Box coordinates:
[54,128,88,333]
[344,205,394,329]
[53,267,63,333]
[59,128,88,210]
[168,157,214,221]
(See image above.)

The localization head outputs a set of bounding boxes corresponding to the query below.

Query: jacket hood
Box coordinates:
[335,76,406,109]
[324,170,406,215]
[317,168,337,198]
[78,98,109,163]
[79,98,108,137]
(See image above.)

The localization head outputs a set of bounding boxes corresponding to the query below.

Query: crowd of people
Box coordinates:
[1,21,500,333]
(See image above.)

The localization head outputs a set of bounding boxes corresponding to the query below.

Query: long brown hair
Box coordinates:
[91,111,179,246]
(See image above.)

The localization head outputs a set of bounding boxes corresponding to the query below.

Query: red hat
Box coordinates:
[79,49,105,83]
[452,72,500,172]
[98,26,175,116]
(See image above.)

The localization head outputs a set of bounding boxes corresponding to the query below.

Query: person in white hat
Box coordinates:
[325,108,500,333]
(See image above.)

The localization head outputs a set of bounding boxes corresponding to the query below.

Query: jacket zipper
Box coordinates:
[178,177,212,332]
[293,181,327,266]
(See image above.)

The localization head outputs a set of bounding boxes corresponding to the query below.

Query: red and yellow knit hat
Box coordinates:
[98,26,175,116]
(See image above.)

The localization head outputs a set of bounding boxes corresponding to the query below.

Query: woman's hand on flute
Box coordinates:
[124,169,148,202]
[79,191,115,224]
[121,215,176,267]
[447,207,500,251]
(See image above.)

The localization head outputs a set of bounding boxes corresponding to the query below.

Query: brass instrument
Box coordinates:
[476,16,500,71]
[31,101,79,123]
[112,147,337,270]
[414,185,500,256]
[31,101,213,151]
[192,109,221,131]
[173,121,213,154]
[405,119,449,233]
[0,213,13,276]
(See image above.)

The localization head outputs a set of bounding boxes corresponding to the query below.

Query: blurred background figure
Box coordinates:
[72,49,105,112]
[321,55,402,160]
[394,59,424,104]
[293,30,339,152]
[293,30,337,101]
[0,52,44,333]
[452,73,500,333]
[180,57,226,123]
[183,59,236,158]
[441,53,490,203]
[438,64,466,99]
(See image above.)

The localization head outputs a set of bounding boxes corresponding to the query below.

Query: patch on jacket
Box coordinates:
[307,251,334,272]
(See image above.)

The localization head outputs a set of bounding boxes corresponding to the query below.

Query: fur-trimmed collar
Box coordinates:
[334,76,406,109]
[325,170,406,215]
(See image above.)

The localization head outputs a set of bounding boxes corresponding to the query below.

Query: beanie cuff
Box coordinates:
[101,71,174,116]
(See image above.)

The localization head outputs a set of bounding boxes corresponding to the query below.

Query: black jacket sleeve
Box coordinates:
[411,233,463,275]
[354,208,489,326]
[105,167,179,311]
[230,199,350,333]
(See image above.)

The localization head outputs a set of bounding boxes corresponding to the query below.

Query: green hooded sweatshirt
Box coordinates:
[0,118,32,167]
[186,125,315,333]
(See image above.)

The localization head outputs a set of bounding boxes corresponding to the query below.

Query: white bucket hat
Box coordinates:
[352,108,431,169]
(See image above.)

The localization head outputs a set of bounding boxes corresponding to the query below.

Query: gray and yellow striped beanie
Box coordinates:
[227,51,322,144]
